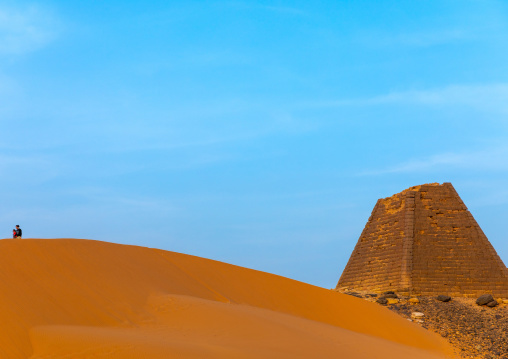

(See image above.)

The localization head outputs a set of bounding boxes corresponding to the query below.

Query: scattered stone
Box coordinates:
[345,292,363,298]
[486,300,498,308]
[365,293,378,298]
[409,297,420,304]
[383,291,395,295]
[397,304,409,311]
[376,298,388,305]
[387,298,399,305]
[503,299,508,304]
[382,296,508,358]
[411,312,425,319]
[383,293,398,299]
[476,294,494,306]
[436,295,451,302]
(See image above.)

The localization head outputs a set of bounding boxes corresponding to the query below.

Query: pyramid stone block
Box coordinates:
[337,183,508,297]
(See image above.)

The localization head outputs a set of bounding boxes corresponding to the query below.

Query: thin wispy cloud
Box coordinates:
[256,4,307,16]
[59,186,181,213]
[0,71,19,94]
[360,145,508,176]
[0,153,59,184]
[0,4,59,55]
[357,28,468,48]
[224,2,306,16]
[0,153,48,168]
[312,83,508,114]
[388,29,467,47]
[354,1,507,49]
[367,84,508,111]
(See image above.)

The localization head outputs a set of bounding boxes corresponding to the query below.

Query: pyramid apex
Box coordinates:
[383,182,447,200]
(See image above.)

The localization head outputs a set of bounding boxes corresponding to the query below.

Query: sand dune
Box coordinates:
[0,238,454,358]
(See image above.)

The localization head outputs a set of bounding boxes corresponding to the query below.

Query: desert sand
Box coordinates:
[0,238,454,358]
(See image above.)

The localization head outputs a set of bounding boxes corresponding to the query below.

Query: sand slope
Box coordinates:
[0,238,453,358]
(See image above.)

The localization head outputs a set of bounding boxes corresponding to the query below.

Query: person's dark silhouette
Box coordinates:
[15,225,22,238]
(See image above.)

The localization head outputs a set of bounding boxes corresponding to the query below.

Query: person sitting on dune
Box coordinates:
[12,229,17,238]
[15,225,22,238]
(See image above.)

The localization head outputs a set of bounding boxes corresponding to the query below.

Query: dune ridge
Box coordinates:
[0,238,454,358]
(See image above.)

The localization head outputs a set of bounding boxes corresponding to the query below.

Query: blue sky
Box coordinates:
[1,0,508,288]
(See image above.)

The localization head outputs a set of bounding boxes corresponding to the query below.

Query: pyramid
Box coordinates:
[337,183,508,297]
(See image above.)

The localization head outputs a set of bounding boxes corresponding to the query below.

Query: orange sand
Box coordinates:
[0,238,454,358]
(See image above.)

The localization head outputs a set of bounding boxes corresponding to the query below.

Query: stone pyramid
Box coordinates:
[337,183,508,297]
